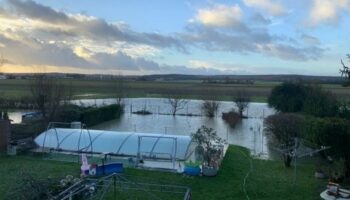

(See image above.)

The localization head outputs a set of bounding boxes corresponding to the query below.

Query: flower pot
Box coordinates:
[202,165,218,177]
[184,166,201,176]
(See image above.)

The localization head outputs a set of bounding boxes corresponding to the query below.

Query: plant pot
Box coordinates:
[202,166,218,177]
[184,166,201,176]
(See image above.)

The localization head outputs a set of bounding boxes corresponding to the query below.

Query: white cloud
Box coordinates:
[189,60,248,72]
[195,4,242,27]
[243,0,286,16]
[308,0,350,26]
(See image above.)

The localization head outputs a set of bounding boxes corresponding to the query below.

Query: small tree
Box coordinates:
[30,74,67,122]
[264,113,304,167]
[202,100,220,117]
[166,96,188,116]
[114,74,125,106]
[340,54,350,86]
[234,89,250,118]
[191,126,225,167]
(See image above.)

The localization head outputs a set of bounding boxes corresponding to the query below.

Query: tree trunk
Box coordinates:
[239,109,243,118]
[283,154,292,167]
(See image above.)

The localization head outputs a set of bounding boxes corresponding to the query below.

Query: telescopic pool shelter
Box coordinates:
[34,123,195,169]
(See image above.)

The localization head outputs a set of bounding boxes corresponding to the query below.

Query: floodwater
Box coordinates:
[73,98,276,159]
[8,98,277,159]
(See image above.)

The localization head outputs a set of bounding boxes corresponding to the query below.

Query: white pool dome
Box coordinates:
[35,128,195,160]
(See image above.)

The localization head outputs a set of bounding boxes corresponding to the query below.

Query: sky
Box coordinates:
[0,0,349,76]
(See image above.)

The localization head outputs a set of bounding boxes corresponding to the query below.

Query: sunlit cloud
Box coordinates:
[195,4,243,28]
[308,0,350,26]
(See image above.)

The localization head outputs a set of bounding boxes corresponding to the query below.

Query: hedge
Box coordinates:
[80,104,124,127]
[303,116,350,174]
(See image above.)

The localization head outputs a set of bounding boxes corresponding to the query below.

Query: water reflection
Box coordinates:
[8,98,278,159]
[78,98,277,159]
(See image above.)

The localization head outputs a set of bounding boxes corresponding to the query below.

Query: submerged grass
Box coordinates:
[0,146,327,200]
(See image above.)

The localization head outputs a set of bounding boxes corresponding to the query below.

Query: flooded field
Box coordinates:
[9,98,277,159]
[76,98,276,159]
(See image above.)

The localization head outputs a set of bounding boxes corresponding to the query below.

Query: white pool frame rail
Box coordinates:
[41,122,94,154]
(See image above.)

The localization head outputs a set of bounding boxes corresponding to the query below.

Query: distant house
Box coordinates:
[0,75,7,80]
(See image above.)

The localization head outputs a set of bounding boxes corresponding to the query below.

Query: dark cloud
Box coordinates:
[250,13,272,25]
[8,0,69,23]
[182,22,325,61]
[0,32,161,71]
[259,44,324,61]
[182,24,272,53]
[6,0,186,51]
[301,34,320,45]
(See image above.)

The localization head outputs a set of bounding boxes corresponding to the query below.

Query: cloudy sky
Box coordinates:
[0,0,349,75]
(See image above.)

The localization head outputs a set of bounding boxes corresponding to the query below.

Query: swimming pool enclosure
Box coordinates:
[34,122,196,169]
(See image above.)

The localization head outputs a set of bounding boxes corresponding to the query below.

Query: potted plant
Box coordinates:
[184,161,201,176]
[191,126,225,176]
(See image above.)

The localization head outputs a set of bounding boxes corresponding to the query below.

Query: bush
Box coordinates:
[268,82,307,112]
[264,113,304,167]
[222,111,241,128]
[56,104,84,122]
[268,82,339,117]
[302,86,338,117]
[202,100,220,118]
[80,104,124,127]
[303,116,350,175]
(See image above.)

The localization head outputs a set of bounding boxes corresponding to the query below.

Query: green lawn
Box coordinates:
[0,146,327,200]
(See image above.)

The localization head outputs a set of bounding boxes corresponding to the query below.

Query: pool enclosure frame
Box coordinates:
[41,122,94,154]
[137,135,178,169]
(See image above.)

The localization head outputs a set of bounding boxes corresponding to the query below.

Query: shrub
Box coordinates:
[80,104,124,127]
[268,82,339,117]
[56,104,83,122]
[302,86,338,117]
[222,111,241,128]
[201,100,220,118]
[268,82,307,112]
[264,113,304,167]
[303,116,350,175]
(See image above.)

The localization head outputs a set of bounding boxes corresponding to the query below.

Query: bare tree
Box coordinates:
[114,74,125,106]
[201,94,220,118]
[30,74,67,122]
[166,96,188,116]
[340,54,350,85]
[233,89,250,118]
[264,113,304,167]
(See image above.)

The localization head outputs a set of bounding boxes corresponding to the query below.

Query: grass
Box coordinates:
[1,79,349,103]
[0,146,328,200]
